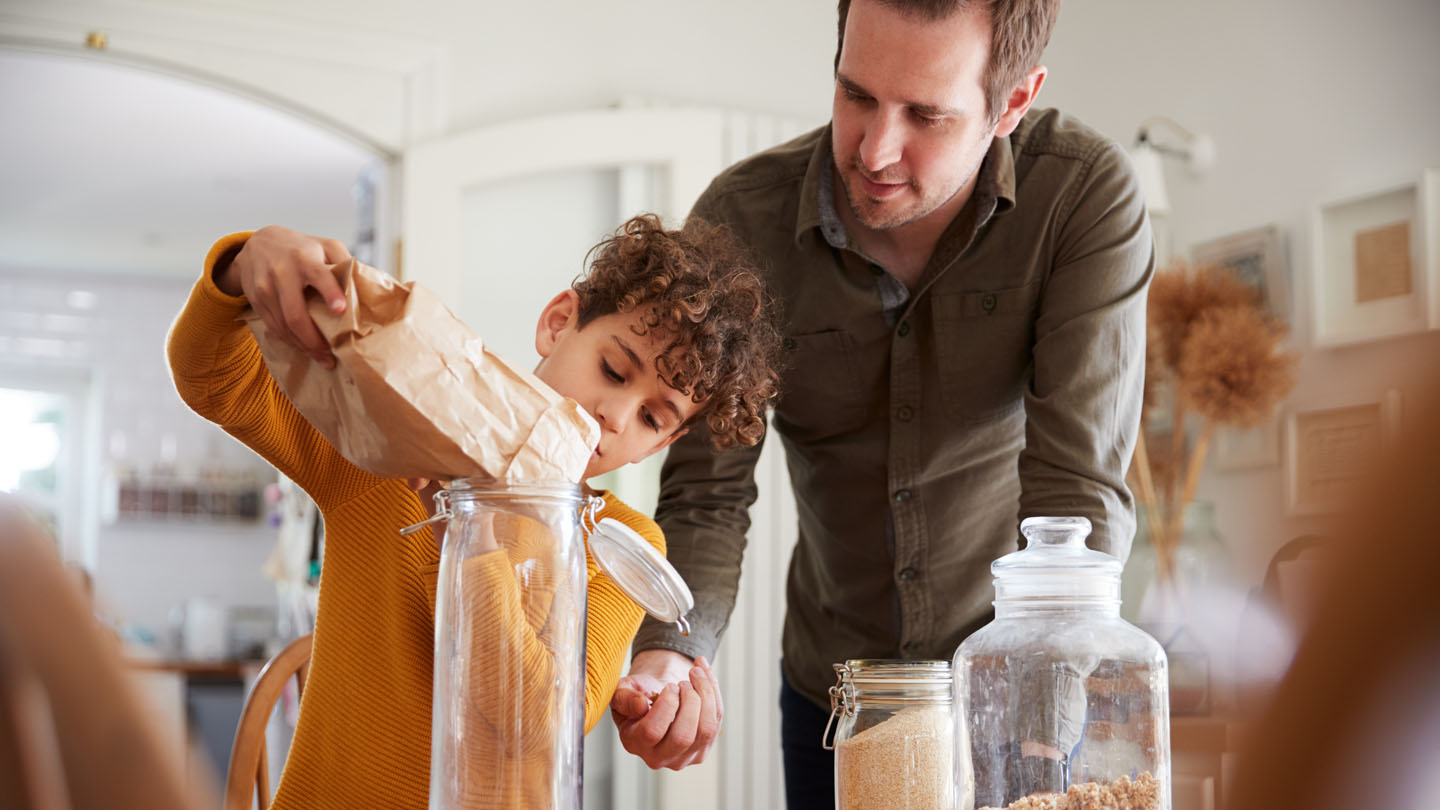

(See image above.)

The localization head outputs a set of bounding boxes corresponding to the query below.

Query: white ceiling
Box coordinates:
[0,49,380,280]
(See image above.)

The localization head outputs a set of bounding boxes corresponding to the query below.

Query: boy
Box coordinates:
[166,213,780,809]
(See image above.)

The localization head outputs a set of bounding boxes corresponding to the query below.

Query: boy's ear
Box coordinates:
[535,289,580,359]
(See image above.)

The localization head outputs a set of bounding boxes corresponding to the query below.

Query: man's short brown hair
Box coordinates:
[573,213,782,451]
[836,0,1062,125]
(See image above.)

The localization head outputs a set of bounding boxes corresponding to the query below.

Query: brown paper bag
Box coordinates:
[243,259,599,483]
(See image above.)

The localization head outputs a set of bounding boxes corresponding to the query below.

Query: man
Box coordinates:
[607,0,1152,805]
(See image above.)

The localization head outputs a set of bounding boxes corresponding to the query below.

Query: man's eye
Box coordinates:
[841,87,870,103]
[912,111,943,126]
[601,360,624,383]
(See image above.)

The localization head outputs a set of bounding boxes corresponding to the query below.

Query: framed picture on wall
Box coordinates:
[1191,224,1291,321]
[1310,170,1440,348]
[1284,390,1402,515]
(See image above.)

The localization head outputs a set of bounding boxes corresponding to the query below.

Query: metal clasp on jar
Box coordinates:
[821,662,856,751]
[398,489,452,535]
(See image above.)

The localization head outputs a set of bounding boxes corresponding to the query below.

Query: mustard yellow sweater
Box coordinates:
[166,234,664,809]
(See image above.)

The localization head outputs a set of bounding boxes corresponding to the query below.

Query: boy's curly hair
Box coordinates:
[572,213,782,450]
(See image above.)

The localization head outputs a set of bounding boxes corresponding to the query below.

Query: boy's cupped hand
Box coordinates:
[216,224,353,370]
[610,649,723,770]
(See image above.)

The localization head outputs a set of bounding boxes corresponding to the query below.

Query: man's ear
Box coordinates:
[535,289,580,359]
[991,65,1047,139]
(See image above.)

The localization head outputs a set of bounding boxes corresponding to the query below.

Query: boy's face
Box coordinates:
[533,290,703,481]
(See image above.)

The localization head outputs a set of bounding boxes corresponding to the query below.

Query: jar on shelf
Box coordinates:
[823,659,957,810]
[421,478,692,810]
[954,516,1169,810]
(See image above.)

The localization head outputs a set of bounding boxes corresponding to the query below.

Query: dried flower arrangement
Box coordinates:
[1131,262,1298,581]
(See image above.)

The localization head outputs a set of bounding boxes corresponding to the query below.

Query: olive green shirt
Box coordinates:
[636,108,1153,710]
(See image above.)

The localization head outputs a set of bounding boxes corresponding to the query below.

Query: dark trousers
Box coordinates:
[779,664,834,810]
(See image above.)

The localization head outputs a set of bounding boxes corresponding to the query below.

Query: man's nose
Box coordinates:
[858,109,903,172]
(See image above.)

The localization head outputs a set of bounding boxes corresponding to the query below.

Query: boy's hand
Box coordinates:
[216,225,352,369]
[610,649,723,770]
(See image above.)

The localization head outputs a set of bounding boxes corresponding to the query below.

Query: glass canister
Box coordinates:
[428,480,587,810]
[823,659,957,810]
[954,517,1170,810]
[421,478,694,810]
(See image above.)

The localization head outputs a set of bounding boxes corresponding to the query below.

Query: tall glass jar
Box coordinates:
[954,517,1169,810]
[428,480,587,810]
[823,659,957,810]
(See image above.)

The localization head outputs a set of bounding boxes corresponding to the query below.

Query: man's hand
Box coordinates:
[215,225,353,369]
[610,648,723,770]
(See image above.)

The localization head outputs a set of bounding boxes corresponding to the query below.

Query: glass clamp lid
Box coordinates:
[587,517,695,636]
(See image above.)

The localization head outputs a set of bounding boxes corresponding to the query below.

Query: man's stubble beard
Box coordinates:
[838,132,992,233]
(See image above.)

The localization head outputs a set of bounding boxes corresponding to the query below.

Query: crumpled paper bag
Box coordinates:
[242,259,599,484]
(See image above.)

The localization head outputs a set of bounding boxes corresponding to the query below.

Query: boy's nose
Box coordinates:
[594,397,628,433]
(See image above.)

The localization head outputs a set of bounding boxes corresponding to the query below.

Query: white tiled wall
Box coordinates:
[0,267,278,642]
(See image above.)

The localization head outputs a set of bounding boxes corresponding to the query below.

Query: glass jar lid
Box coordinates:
[991,516,1121,601]
[587,517,695,636]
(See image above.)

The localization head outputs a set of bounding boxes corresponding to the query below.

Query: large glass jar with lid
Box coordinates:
[953,517,1169,810]
[823,659,958,810]
[421,478,692,810]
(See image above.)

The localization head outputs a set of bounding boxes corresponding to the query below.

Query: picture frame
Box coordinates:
[1310,169,1440,348]
[1284,390,1402,515]
[1190,224,1291,321]
[1214,406,1282,471]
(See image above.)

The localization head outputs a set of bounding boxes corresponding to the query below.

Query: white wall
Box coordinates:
[1037,0,1440,583]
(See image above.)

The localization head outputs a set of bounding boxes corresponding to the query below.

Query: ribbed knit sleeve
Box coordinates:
[164,233,386,510]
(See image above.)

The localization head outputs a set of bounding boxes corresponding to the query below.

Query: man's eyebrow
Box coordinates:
[837,73,962,118]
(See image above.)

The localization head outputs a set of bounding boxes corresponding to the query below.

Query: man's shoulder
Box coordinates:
[1011,107,1125,164]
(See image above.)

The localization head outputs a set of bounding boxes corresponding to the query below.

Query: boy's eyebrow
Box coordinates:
[837,73,963,118]
[611,335,684,422]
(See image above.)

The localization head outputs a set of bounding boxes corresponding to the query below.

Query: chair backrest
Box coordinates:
[225,633,313,810]
[0,494,202,810]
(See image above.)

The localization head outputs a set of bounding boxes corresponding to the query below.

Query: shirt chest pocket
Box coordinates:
[773,329,871,440]
[933,283,1040,423]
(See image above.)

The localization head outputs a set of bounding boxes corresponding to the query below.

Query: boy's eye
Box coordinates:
[641,408,660,431]
[601,360,624,383]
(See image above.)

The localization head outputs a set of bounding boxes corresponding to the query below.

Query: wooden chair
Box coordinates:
[0,494,202,810]
[225,632,313,810]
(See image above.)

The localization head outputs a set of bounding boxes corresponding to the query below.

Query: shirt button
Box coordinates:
[981,293,998,312]
[893,488,912,503]
[870,263,884,276]
[898,567,918,582]
[896,405,914,422]
[897,320,911,337]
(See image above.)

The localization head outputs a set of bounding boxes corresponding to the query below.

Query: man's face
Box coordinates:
[534,292,702,481]
[831,0,998,232]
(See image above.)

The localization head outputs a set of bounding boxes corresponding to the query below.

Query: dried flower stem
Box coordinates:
[1179,422,1214,507]
[1131,432,1161,518]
